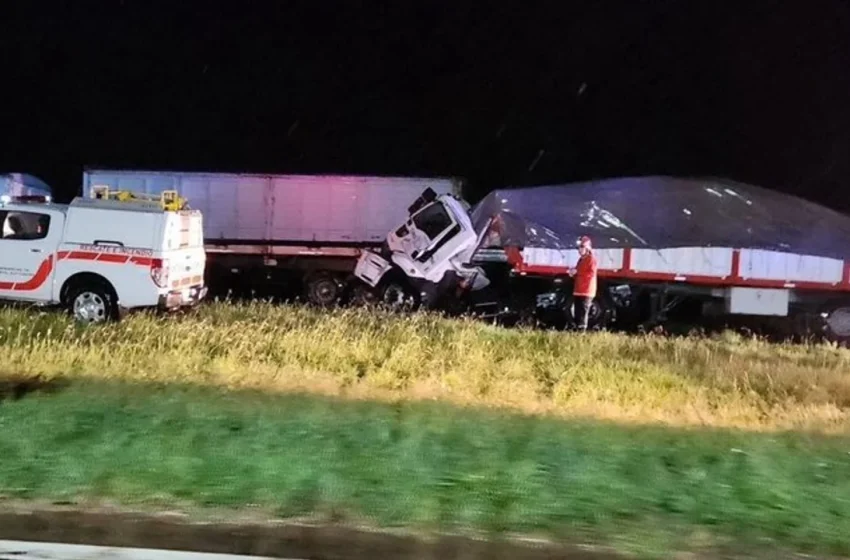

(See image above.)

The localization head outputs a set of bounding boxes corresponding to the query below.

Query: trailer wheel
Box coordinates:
[304,273,341,307]
[821,303,850,345]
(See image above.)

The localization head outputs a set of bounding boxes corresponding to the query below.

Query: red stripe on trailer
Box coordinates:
[516,263,850,292]
[508,248,850,293]
[204,244,362,258]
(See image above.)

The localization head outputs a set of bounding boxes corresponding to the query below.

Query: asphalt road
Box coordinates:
[0,541,303,560]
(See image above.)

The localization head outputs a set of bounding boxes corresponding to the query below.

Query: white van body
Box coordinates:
[0,195,207,322]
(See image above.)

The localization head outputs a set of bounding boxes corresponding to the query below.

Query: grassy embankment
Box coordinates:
[2,302,850,557]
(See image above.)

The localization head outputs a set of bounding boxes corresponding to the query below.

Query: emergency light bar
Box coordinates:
[0,194,51,204]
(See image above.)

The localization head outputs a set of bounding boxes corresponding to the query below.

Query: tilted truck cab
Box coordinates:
[353,188,491,308]
[0,190,207,323]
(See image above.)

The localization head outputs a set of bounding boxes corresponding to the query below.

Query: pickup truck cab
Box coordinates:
[0,191,207,322]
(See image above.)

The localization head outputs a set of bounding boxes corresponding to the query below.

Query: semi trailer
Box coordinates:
[80,169,463,305]
[353,176,850,342]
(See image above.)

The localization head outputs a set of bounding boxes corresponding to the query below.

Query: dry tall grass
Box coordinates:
[3,302,850,432]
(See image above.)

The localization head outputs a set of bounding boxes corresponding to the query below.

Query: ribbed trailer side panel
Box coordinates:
[82,170,462,244]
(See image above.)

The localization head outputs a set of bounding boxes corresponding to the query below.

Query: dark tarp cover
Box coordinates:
[470,176,850,261]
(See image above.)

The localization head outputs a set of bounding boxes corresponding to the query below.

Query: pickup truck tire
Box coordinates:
[66,281,118,324]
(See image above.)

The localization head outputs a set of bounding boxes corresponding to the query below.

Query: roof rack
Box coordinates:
[88,186,188,211]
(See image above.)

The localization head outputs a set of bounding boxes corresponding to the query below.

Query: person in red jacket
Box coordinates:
[569,235,598,331]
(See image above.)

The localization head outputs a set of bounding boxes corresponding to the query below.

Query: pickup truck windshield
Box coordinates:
[412,203,452,240]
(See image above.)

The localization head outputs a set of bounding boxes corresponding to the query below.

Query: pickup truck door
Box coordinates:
[0,208,61,302]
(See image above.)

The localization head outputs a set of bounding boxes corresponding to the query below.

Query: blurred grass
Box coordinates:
[1,382,850,558]
[2,302,850,432]
[3,302,850,556]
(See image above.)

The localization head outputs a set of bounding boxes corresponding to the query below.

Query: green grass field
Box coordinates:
[2,303,850,557]
[3,302,850,432]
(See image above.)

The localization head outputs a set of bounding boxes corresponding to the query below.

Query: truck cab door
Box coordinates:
[0,208,61,302]
[400,198,478,282]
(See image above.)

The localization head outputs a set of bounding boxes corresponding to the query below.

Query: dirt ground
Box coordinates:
[0,504,626,560]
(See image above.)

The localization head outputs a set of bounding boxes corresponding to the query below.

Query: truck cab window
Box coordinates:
[412,203,453,240]
[0,211,51,240]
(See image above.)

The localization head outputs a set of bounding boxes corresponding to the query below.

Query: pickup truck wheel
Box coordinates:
[68,284,117,324]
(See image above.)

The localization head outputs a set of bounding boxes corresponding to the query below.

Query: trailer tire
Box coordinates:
[304,272,341,308]
[820,302,850,345]
[63,277,119,324]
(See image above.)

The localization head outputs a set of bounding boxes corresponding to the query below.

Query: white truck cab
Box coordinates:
[354,188,490,306]
[0,190,207,322]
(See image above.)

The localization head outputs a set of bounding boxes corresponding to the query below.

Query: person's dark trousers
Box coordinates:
[574,296,592,331]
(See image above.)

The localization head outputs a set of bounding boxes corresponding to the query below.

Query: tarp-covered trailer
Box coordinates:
[81,169,464,304]
[470,176,850,339]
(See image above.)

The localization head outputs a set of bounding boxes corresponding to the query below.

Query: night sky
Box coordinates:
[2,1,849,210]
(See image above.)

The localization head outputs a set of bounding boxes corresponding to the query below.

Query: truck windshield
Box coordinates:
[412,203,453,240]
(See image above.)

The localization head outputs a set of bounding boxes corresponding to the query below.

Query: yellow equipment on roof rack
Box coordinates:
[90,186,188,211]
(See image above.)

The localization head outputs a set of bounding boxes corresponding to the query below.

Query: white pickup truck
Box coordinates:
[0,190,207,322]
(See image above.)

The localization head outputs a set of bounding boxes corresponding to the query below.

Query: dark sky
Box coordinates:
[2,1,849,209]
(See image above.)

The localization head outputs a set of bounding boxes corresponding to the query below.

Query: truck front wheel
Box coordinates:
[379,280,420,311]
[66,282,118,324]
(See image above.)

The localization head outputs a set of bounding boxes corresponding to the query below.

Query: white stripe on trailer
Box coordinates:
[519,246,849,287]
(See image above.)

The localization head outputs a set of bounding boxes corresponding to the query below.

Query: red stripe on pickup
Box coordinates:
[130,256,154,266]
[58,250,149,266]
[0,255,54,291]
[1,251,154,293]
